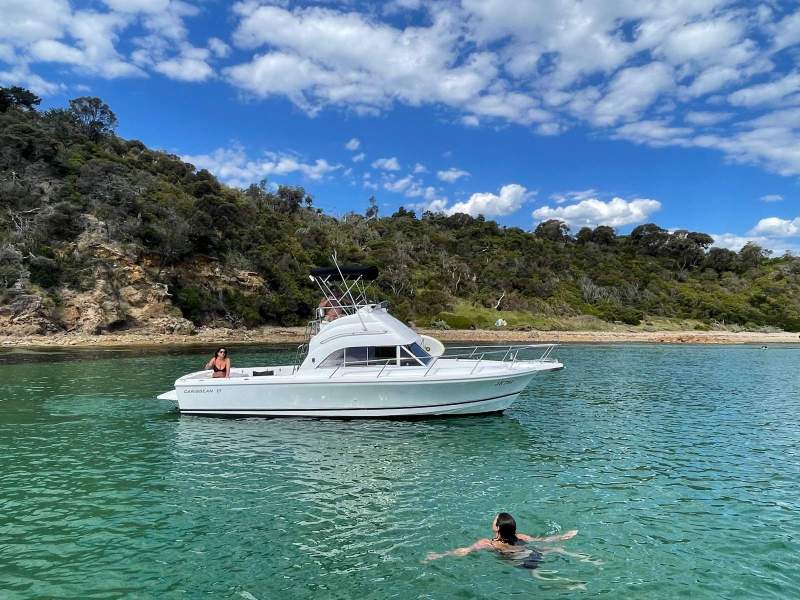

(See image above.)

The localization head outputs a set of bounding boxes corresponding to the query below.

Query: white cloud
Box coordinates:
[0,0,219,85]
[591,62,674,126]
[384,0,423,13]
[0,0,72,44]
[728,72,800,107]
[684,111,732,125]
[0,64,63,95]
[550,189,599,204]
[227,4,494,113]
[384,175,414,193]
[208,37,230,58]
[771,11,800,52]
[712,229,800,254]
[25,10,145,79]
[2,0,800,180]
[412,163,427,173]
[345,138,360,151]
[692,123,800,177]
[760,194,783,203]
[710,215,800,254]
[613,120,692,147]
[181,145,341,188]
[437,167,470,183]
[685,65,741,97]
[371,157,400,171]
[710,233,770,251]
[352,152,366,163]
[428,183,529,217]
[153,45,213,82]
[533,197,662,229]
[657,18,745,65]
[102,0,169,13]
[222,1,800,175]
[30,39,84,64]
[750,216,800,237]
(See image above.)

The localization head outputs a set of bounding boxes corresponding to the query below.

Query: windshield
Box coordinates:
[405,342,432,365]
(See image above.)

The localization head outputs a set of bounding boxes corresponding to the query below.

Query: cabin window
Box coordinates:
[371,346,397,363]
[344,347,369,366]
[344,346,397,366]
[319,349,344,368]
[319,345,428,368]
[406,342,432,365]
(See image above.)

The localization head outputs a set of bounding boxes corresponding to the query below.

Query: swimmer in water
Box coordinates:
[425,512,578,566]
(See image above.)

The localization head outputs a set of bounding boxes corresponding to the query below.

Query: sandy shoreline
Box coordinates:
[1,326,798,349]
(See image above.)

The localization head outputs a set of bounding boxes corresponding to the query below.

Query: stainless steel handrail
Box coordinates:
[321,343,559,379]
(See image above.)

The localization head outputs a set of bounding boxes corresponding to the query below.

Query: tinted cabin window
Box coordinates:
[342,346,398,366]
[371,346,397,363]
[319,349,344,367]
[406,342,432,365]
[399,346,419,366]
[344,347,368,366]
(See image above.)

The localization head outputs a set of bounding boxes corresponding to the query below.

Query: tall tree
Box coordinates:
[0,86,41,112]
[365,195,379,220]
[68,96,118,141]
[591,225,616,245]
[534,219,570,242]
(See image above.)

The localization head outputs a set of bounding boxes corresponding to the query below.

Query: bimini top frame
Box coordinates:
[309,256,379,317]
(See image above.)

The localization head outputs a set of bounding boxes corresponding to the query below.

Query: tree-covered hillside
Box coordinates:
[2,87,799,335]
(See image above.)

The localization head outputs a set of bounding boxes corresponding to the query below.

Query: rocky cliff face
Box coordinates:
[0,294,59,336]
[1,226,196,336]
[0,213,274,337]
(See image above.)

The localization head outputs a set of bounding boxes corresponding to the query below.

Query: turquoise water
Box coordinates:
[1,344,799,599]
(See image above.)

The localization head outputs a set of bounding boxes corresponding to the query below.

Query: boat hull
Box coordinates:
[171,365,558,418]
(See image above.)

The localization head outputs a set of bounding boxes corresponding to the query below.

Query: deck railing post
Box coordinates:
[470,354,485,375]
[377,359,391,379]
[424,356,439,377]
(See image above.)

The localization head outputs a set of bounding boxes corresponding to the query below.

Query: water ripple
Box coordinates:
[1,345,799,598]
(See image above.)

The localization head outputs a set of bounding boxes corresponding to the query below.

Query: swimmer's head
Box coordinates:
[493,512,518,544]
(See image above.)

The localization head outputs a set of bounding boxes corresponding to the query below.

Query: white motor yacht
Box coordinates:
[157,262,564,417]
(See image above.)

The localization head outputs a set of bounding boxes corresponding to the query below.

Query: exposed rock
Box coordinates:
[0,293,61,335]
[146,316,196,335]
[2,223,268,337]
[60,280,128,334]
[54,230,185,334]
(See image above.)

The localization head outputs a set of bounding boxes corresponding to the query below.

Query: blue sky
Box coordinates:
[2,0,800,252]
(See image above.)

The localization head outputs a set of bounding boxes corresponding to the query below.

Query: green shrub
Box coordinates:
[28,256,61,288]
[596,302,643,325]
[437,312,475,329]
[173,284,215,323]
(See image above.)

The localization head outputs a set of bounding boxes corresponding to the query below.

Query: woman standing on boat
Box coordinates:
[205,348,230,378]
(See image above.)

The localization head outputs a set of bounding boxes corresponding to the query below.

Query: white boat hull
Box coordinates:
[163,360,562,418]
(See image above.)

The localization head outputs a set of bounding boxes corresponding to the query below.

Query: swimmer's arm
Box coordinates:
[425,539,492,561]
[519,530,578,543]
